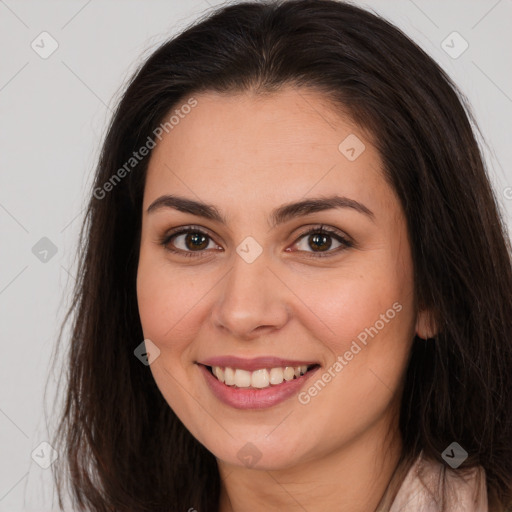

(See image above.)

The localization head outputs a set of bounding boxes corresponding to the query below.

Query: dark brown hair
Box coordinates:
[50,1,512,510]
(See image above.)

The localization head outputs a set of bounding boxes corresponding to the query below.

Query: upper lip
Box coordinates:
[199,356,319,372]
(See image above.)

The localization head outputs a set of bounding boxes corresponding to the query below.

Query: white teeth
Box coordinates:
[234,369,251,388]
[213,366,225,383]
[251,369,270,388]
[283,367,295,381]
[210,364,311,389]
[224,367,235,386]
[269,367,284,385]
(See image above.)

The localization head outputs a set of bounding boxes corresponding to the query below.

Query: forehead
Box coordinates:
[144,87,396,217]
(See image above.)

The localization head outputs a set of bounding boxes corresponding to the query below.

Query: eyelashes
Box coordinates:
[159,224,353,259]
[160,226,218,258]
[290,225,353,257]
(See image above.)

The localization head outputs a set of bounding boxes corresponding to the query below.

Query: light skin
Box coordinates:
[136,86,435,511]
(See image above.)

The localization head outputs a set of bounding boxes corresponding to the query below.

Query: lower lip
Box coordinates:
[198,364,320,410]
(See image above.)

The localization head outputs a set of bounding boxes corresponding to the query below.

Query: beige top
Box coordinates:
[388,452,488,511]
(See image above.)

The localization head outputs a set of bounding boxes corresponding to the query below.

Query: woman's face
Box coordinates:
[137,87,425,470]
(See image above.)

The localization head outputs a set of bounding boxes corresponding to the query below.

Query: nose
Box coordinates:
[211,250,290,340]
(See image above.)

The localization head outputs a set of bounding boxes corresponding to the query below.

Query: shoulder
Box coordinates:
[389,451,488,512]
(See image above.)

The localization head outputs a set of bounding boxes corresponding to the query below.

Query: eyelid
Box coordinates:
[290,224,353,257]
[163,224,216,240]
[160,223,353,258]
[160,225,221,257]
[293,224,352,244]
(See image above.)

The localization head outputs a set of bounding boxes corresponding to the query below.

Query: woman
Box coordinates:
[51,1,512,510]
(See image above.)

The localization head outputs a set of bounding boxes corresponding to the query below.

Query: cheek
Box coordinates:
[291,260,414,353]
[136,248,200,355]
[136,247,225,374]
[291,254,415,406]
[292,279,414,442]
[135,251,209,433]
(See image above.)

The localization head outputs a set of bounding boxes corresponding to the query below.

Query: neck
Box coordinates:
[217,411,405,512]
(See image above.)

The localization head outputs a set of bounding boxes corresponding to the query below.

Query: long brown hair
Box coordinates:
[50,1,512,510]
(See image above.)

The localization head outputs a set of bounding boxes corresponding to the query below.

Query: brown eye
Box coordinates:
[292,226,352,257]
[307,232,333,252]
[182,232,210,251]
[161,227,219,257]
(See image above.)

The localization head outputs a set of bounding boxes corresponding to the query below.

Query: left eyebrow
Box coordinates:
[268,195,375,227]
[146,194,375,227]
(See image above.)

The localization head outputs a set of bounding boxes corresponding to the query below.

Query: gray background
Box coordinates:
[1,0,511,510]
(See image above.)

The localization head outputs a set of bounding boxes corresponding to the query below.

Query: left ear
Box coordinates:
[415,308,437,340]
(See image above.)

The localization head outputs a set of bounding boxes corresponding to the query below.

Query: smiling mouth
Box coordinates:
[204,364,320,389]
